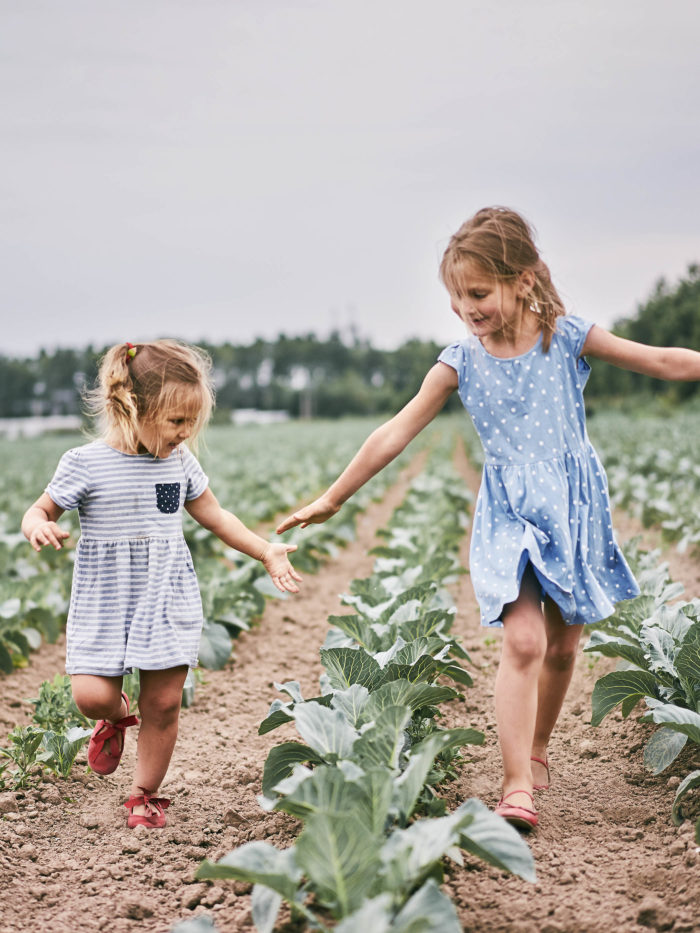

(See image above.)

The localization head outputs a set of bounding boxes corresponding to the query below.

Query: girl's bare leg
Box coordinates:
[530,597,582,786]
[129,666,188,813]
[495,565,547,810]
[71,674,126,721]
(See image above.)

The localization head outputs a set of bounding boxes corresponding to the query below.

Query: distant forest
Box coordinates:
[1,265,699,419]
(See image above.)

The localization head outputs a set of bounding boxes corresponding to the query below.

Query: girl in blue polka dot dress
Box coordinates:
[277,207,700,830]
[22,339,302,828]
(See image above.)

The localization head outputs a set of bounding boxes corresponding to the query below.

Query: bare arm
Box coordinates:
[583,325,700,381]
[185,487,302,592]
[22,493,69,551]
[276,361,458,532]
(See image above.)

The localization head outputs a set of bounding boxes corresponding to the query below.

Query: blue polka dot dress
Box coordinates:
[439,315,640,627]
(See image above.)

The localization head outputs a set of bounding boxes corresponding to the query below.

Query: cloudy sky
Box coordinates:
[2,0,699,356]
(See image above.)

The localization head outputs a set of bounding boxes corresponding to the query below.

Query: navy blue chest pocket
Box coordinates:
[156,483,181,514]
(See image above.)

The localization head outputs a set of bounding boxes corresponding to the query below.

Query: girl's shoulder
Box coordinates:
[554,315,595,357]
[437,335,478,373]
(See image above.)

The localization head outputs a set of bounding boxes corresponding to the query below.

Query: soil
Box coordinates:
[1,448,699,933]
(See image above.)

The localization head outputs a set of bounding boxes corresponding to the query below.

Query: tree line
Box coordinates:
[1,265,699,420]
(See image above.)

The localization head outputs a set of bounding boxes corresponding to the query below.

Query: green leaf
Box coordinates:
[197,841,301,903]
[457,799,537,883]
[390,878,461,933]
[641,625,680,681]
[292,702,359,761]
[198,620,233,670]
[22,627,42,651]
[643,727,688,774]
[328,614,381,651]
[583,630,648,669]
[251,884,282,933]
[295,812,382,918]
[331,684,370,728]
[590,671,659,725]
[276,765,364,821]
[361,681,458,723]
[645,701,700,745]
[379,806,472,894]
[353,705,411,771]
[0,641,13,674]
[262,742,325,797]
[321,646,383,690]
[672,769,700,826]
[334,895,394,933]
[676,624,700,684]
[393,730,483,824]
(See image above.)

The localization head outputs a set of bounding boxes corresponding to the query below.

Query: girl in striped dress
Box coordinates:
[21,339,301,828]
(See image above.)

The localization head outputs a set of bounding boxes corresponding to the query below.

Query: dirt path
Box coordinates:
[1,449,699,933]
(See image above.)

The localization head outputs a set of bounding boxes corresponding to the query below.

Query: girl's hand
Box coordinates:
[29,521,69,552]
[275,496,340,534]
[260,543,303,593]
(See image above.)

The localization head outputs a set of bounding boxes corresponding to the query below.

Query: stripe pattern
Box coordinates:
[47,441,208,676]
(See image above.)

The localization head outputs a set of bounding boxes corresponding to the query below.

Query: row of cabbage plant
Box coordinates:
[0,418,414,675]
[585,541,700,839]
[195,448,534,933]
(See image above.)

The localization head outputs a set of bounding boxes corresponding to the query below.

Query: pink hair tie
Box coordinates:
[125,342,137,361]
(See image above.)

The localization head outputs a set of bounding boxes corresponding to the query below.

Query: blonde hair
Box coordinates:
[439,206,566,351]
[88,339,215,454]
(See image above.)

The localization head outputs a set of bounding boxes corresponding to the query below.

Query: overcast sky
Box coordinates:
[2,0,699,356]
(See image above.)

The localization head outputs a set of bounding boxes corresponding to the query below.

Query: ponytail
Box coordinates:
[87,343,141,452]
[87,339,214,454]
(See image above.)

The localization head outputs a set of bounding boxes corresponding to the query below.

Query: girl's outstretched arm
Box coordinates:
[276,362,458,533]
[185,488,302,593]
[583,326,700,380]
[22,493,68,551]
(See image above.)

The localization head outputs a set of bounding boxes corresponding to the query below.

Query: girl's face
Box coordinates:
[136,407,197,458]
[449,268,522,340]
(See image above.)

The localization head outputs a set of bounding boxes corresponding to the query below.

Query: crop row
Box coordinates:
[586,410,700,553]
[0,418,420,675]
[193,441,534,933]
[585,541,700,839]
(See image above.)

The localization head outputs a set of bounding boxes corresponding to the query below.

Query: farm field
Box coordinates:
[0,412,699,933]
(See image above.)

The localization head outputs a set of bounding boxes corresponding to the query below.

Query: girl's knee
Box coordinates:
[503,625,546,667]
[71,674,123,720]
[545,642,578,670]
[139,693,181,726]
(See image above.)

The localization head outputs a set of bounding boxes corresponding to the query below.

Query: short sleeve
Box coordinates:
[180,447,209,500]
[438,341,468,378]
[556,315,594,359]
[46,448,91,511]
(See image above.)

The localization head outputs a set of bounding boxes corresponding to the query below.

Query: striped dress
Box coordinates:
[47,440,208,676]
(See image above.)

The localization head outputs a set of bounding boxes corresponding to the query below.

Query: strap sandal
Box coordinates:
[530,754,550,791]
[87,691,139,775]
[495,790,538,830]
[124,790,170,829]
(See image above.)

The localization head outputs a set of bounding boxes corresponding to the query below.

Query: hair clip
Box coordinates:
[125,342,137,361]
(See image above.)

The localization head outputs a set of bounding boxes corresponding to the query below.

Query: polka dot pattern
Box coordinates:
[438,315,640,627]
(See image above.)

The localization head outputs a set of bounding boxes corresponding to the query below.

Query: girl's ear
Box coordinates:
[517,269,536,297]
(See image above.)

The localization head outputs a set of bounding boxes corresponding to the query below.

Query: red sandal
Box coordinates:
[495,790,538,830]
[87,691,139,775]
[124,791,170,828]
[531,754,550,791]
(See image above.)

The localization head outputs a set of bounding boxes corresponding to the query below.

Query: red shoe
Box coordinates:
[87,691,139,775]
[495,790,538,830]
[531,754,550,791]
[124,791,170,828]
